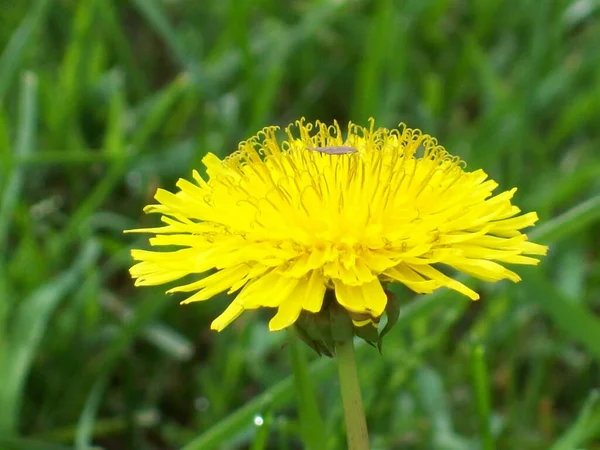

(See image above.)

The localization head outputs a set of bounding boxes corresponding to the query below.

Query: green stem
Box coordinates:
[336,338,370,450]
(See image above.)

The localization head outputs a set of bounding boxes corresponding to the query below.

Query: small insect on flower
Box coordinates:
[127,118,548,337]
[306,145,358,154]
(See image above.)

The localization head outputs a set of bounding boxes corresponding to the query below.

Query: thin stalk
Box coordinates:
[336,338,369,450]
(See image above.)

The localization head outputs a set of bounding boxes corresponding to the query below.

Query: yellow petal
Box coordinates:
[449,259,521,283]
[210,302,244,331]
[409,264,480,300]
[171,265,250,294]
[176,266,252,304]
[333,278,387,316]
[236,270,299,308]
[269,299,303,331]
[131,265,188,286]
[384,264,439,294]
[300,270,326,312]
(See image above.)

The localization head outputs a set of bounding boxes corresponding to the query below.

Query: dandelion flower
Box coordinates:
[127,119,548,333]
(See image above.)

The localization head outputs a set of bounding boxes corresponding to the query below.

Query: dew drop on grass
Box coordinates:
[194,396,210,412]
[253,414,264,426]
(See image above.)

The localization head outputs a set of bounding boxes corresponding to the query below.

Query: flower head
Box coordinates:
[127,119,548,333]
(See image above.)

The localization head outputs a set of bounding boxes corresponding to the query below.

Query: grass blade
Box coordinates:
[287,330,326,450]
[249,410,273,450]
[75,373,109,450]
[0,0,51,102]
[471,345,494,450]
[551,390,600,450]
[74,288,174,448]
[181,357,332,450]
[530,195,600,243]
[0,240,101,435]
[0,71,38,255]
[520,268,600,362]
[0,437,74,450]
[131,0,190,67]
[56,73,190,252]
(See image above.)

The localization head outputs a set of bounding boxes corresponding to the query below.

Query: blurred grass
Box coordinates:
[0,0,599,449]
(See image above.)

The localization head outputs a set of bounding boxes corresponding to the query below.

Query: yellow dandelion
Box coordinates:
[127,119,548,333]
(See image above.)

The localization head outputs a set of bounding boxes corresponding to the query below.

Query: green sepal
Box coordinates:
[329,302,353,345]
[377,289,401,353]
[312,313,336,357]
[293,320,324,356]
[354,323,379,347]
[292,288,402,357]
[294,310,335,357]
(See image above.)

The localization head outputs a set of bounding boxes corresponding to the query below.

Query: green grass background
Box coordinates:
[1,0,600,449]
